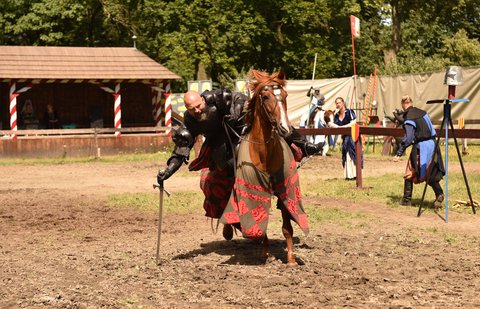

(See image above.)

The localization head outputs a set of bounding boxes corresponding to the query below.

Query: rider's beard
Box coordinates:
[195,112,207,122]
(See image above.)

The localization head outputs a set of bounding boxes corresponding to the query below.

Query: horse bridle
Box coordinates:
[223,83,288,146]
[260,84,288,140]
[259,84,282,125]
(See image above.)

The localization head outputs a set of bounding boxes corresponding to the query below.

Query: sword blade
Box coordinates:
[155,182,164,265]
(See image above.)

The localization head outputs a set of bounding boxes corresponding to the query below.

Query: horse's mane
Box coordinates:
[247,70,286,97]
[245,70,286,127]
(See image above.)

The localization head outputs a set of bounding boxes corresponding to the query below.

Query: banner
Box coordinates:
[187,80,212,93]
[350,15,360,38]
[351,123,360,142]
[235,79,250,96]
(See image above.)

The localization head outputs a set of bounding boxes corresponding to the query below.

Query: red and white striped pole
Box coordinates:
[9,82,34,140]
[9,82,18,140]
[97,83,121,137]
[163,80,172,136]
[113,83,121,138]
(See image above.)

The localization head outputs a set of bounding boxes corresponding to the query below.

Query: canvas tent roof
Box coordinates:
[0,46,180,81]
[285,66,480,129]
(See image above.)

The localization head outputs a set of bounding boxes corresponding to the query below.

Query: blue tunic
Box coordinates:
[401,115,436,179]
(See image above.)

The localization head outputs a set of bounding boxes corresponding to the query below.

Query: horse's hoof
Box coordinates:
[265,254,277,264]
[222,224,233,240]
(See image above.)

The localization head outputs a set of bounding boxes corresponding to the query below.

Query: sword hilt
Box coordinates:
[153,183,171,197]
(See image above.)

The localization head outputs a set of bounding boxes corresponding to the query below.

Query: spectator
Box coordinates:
[20,99,39,129]
[329,97,361,180]
[44,103,60,129]
[306,86,323,107]
[299,92,329,155]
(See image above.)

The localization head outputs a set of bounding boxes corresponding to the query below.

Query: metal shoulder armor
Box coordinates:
[202,88,234,116]
[171,125,194,158]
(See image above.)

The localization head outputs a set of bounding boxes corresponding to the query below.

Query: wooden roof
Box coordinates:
[0,46,180,81]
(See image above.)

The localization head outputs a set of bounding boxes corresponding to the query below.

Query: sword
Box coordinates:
[297,154,314,169]
[153,181,171,265]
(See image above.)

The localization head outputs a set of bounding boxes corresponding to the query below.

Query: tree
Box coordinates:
[1,0,479,85]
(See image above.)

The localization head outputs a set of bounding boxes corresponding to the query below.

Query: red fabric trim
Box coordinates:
[235,177,270,193]
[250,204,269,223]
[244,224,264,240]
[234,184,271,203]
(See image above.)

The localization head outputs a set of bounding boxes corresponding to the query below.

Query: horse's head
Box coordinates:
[324,110,334,125]
[247,69,291,138]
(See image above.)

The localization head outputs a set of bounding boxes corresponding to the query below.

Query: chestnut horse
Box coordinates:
[221,70,309,265]
[323,109,335,126]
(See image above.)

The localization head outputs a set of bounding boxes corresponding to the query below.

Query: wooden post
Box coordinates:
[355,137,363,189]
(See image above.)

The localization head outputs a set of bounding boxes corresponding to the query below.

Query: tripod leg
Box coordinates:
[449,117,476,214]
[418,116,445,217]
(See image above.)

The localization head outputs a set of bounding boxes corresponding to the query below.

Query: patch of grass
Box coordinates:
[107,191,203,214]
[97,152,170,163]
[425,226,439,234]
[443,231,457,244]
[424,227,459,245]
[304,204,367,225]
[301,172,406,204]
[0,151,172,166]
[0,156,95,165]
[301,170,480,212]
[119,294,142,307]
[0,144,193,165]
[362,143,480,163]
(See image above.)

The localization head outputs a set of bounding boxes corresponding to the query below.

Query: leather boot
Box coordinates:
[401,179,413,206]
[431,182,444,208]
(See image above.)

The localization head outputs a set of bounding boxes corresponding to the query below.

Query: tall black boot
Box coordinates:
[401,179,413,206]
[430,182,444,208]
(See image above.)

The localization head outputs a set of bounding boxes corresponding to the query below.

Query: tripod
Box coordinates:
[417,96,475,221]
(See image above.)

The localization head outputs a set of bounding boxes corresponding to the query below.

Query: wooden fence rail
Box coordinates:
[297,126,480,189]
[0,126,169,137]
[0,127,171,158]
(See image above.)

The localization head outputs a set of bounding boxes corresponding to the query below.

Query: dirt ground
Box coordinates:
[1,155,480,308]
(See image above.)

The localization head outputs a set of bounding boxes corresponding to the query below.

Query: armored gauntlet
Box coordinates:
[157,156,183,183]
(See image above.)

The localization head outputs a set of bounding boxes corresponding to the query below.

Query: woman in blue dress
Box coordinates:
[330,97,361,180]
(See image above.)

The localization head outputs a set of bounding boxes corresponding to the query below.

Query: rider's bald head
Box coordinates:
[184,91,201,105]
[184,90,206,121]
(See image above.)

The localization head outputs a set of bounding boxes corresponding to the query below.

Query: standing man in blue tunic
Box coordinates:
[393,95,445,207]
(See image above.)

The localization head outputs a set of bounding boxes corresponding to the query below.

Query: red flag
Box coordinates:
[350,15,360,38]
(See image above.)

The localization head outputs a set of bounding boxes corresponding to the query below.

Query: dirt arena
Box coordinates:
[1,155,480,308]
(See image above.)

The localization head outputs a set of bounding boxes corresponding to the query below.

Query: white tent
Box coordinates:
[286,66,480,128]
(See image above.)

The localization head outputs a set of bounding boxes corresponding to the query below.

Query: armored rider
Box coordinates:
[157,88,321,240]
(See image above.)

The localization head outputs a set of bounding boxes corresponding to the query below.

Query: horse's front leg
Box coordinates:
[262,234,269,259]
[280,204,296,265]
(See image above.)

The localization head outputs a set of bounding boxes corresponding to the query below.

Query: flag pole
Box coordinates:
[350,15,359,112]
[307,53,318,127]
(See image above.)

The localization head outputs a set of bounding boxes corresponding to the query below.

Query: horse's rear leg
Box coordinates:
[281,206,296,265]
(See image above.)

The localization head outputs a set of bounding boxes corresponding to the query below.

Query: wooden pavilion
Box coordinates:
[0,46,180,157]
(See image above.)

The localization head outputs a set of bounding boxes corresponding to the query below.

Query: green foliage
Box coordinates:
[0,0,479,84]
